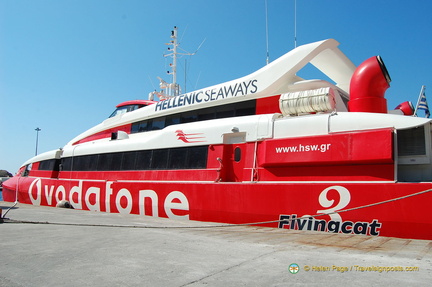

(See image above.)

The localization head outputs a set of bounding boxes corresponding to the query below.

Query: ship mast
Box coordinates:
[166,26,180,97]
[149,26,201,100]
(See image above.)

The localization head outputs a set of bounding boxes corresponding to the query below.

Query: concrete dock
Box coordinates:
[1,201,431,286]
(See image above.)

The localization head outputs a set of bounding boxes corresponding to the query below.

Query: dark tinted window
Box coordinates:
[151,149,168,169]
[150,117,165,131]
[236,101,255,116]
[111,153,123,170]
[121,151,138,170]
[138,121,149,132]
[135,150,152,170]
[80,154,98,171]
[131,100,256,134]
[61,157,72,171]
[60,146,208,172]
[38,159,61,171]
[188,146,208,168]
[98,153,114,171]
[168,148,188,169]
[198,110,215,121]
[166,115,181,127]
[131,123,140,133]
[217,109,235,118]
[181,111,198,123]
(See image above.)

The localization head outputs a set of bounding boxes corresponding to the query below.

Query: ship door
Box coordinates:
[221,132,246,182]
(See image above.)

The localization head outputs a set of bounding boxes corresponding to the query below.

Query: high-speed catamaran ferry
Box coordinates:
[3,27,432,240]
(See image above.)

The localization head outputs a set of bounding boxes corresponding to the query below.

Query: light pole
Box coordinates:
[35,127,41,156]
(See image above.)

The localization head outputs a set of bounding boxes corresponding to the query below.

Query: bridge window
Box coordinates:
[109,104,143,118]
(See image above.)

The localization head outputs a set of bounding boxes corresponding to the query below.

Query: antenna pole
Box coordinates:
[184,58,187,93]
[171,27,178,87]
[294,0,297,48]
[265,0,270,65]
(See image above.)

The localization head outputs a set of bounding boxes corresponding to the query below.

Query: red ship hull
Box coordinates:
[3,177,431,240]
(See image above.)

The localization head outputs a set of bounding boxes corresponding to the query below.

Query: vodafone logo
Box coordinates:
[27,178,190,219]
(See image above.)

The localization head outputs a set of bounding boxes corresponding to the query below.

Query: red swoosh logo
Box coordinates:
[175,130,206,143]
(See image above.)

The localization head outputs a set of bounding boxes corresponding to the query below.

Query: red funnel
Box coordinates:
[349,56,391,113]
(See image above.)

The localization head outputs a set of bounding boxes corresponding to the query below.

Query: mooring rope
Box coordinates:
[1,200,18,219]
[2,188,431,229]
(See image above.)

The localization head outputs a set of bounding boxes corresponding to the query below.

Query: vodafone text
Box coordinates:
[28,178,189,219]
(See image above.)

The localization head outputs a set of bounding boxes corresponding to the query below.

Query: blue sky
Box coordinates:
[1,0,431,173]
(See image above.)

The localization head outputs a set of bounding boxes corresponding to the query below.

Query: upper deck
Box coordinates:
[66,39,356,147]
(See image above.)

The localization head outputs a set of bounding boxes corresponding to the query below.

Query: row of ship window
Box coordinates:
[131,100,256,133]
[38,146,208,172]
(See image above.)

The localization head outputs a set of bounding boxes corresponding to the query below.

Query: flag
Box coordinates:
[416,86,430,118]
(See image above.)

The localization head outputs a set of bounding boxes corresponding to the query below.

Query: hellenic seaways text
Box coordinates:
[155,79,258,111]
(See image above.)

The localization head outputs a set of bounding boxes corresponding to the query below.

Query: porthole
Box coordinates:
[234,147,241,162]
